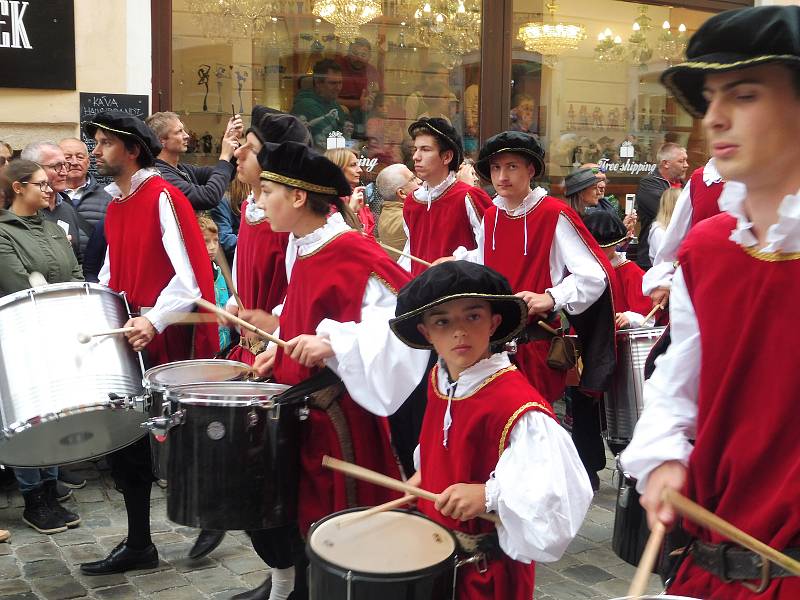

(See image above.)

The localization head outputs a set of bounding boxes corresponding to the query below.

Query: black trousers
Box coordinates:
[108,435,155,495]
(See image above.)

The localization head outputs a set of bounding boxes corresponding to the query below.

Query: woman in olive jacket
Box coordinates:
[0,159,82,535]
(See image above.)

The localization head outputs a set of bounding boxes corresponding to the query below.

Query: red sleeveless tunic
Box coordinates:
[104,174,217,366]
[418,364,556,600]
[688,167,724,228]
[614,260,651,316]
[272,230,410,535]
[668,214,800,599]
[403,179,492,276]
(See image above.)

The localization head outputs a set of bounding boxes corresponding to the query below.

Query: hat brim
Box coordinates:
[475,148,545,181]
[566,178,598,197]
[83,121,159,161]
[598,235,628,248]
[661,53,800,118]
[408,120,463,169]
[389,293,528,350]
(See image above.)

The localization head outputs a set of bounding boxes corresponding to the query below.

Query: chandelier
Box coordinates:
[186,0,282,39]
[594,28,624,63]
[312,1,382,42]
[657,20,688,64]
[518,1,586,66]
[627,6,653,66]
[409,1,481,68]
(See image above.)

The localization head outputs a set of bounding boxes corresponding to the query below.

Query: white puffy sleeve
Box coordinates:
[486,411,593,563]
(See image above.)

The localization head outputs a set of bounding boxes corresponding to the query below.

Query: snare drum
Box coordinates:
[605,327,666,448]
[149,381,299,531]
[0,282,144,466]
[307,509,457,600]
[141,359,250,479]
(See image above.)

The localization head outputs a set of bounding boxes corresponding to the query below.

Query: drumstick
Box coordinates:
[627,521,665,598]
[643,302,664,324]
[77,327,136,344]
[214,245,244,310]
[376,241,433,268]
[322,455,500,524]
[336,495,415,528]
[193,297,287,348]
[537,320,559,336]
[663,489,800,577]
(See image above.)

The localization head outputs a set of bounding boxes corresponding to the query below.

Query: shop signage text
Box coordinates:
[0,1,31,49]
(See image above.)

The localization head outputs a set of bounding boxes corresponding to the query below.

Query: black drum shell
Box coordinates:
[166,400,300,531]
[307,508,457,600]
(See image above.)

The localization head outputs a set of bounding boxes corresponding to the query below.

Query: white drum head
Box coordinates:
[611,596,702,599]
[310,510,456,574]
[143,360,249,391]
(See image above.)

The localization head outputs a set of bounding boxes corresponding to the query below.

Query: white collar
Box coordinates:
[718,181,800,252]
[703,159,723,186]
[609,251,626,267]
[492,187,547,216]
[65,181,88,194]
[293,213,351,257]
[104,168,159,199]
[244,191,266,223]
[413,172,456,206]
[435,353,512,398]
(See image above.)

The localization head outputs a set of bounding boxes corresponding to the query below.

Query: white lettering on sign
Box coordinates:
[599,157,656,177]
[0,1,32,49]
[358,157,377,172]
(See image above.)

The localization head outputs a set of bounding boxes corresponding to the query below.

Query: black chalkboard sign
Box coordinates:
[79,92,149,184]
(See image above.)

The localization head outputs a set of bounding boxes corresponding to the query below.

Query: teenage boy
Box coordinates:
[622,6,800,598]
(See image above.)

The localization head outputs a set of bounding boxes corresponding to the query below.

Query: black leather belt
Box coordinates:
[691,540,800,593]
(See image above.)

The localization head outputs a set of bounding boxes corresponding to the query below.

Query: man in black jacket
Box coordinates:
[146,111,242,211]
[634,142,688,269]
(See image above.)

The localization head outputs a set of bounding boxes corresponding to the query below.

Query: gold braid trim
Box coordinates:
[742,246,800,262]
[676,54,800,71]
[499,401,556,458]
[260,171,338,195]
[370,272,398,295]
[430,365,517,401]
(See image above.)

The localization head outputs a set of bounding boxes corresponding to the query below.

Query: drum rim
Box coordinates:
[615,326,666,338]
[0,282,121,310]
[307,507,459,579]
[164,380,292,406]
[143,359,250,392]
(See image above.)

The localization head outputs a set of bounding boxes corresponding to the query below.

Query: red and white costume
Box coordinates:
[400,172,492,275]
[99,168,217,365]
[622,181,800,599]
[610,253,651,328]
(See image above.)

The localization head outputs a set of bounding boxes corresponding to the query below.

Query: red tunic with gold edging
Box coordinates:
[614,260,651,317]
[688,166,724,228]
[418,364,557,600]
[272,230,410,535]
[667,214,800,599]
[104,174,217,366]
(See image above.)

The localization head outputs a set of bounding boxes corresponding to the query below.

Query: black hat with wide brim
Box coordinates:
[389,261,528,350]
[259,140,351,198]
[84,111,162,162]
[583,209,628,248]
[408,117,464,172]
[475,130,546,181]
[661,6,800,118]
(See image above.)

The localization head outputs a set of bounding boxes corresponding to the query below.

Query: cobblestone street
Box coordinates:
[0,448,663,600]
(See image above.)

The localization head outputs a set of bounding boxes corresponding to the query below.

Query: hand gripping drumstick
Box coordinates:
[643,302,664,324]
[77,327,136,344]
[193,297,287,348]
[375,240,433,268]
[322,455,500,524]
[626,521,665,598]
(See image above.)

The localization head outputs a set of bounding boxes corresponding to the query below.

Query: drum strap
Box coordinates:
[239,336,268,355]
[690,540,800,592]
[452,530,502,558]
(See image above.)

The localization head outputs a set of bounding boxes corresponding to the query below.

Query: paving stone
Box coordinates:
[51,530,96,548]
[563,534,595,555]
[533,564,568,587]
[94,584,141,599]
[72,488,104,503]
[560,563,615,586]
[185,565,241,593]
[75,572,128,590]
[129,570,188,594]
[210,590,248,600]
[80,516,111,529]
[241,571,270,588]
[221,555,266,575]
[585,504,615,525]
[0,543,10,556]
[172,557,218,574]
[149,521,172,534]
[173,527,199,538]
[576,520,614,543]
[62,544,108,565]
[150,585,204,600]
[0,579,31,596]
[538,579,598,599]
[150,532,184,546]
[0,555,21,578]
[16,541,61,562]
[32,574,87,600]
[573,546,625,568]
[3,593,38,600]
[22,558,70,578]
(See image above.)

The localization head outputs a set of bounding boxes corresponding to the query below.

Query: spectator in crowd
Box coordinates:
[456,158,480,188]
[375,163,419,253]
[146,111,242,211]
[0,141,12,165]
[510,93,538,135]
[197,215,232,351]
[0,159,83,534]
[59,137,111,256]
[20,142,84,261]
[209,177,247,266]
[648,187,680,266]
[564,167,603,215]
[291,59,348,149]
[325,146,375,236]
[634,142,688,269]
[335,37,382,113]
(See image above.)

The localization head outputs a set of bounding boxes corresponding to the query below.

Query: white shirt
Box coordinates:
[454,189,607,314]
[410,354,592,564]
[609,252,649,329]
[64,181,89,203]
[621,181,800,493]
[642,160,723,295]
[398,172,482,271]
[99,168,201,334]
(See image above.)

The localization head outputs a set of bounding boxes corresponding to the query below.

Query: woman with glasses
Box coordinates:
[0,160,83,535]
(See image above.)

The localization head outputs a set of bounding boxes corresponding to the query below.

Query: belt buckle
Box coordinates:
[741,554,771,594]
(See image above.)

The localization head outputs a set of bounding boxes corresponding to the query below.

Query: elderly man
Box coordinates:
[375,163,419,254]
[20,141,85,261]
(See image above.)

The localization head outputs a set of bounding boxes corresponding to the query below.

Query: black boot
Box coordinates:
[43,479,81,527]
[231,576,271,600]
[22,486,67,534]
[188,530,225,560]
[80,539,159,575]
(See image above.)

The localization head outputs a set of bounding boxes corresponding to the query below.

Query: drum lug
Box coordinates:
[141,410,185,437]
[297,406,310,421]
[504,339,518,354]
[107,393,146,412]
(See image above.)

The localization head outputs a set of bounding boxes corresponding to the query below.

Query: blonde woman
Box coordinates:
[324,147,375,236]
[648,187,680,265]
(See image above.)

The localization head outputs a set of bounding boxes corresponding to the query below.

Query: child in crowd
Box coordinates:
[197,215,231,350]
[388,260,592,599]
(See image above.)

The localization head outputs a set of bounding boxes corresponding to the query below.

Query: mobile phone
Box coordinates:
[625,194,636,215]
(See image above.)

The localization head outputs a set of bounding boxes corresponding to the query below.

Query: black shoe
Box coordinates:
[58,468,87,489]
[231,576,271,600]
[80,540,159,575]
[43,480,80,528]
[55,481,72,502]
[188,530,225,560]
[22,486,67,534]
[589,471,600,492]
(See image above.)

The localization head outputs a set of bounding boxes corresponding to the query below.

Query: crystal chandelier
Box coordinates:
[517,1,586,66]
[657,20,688,64]
[186,0,282,39]
[627,6,653,66]
[409,0,481,68]
[312,0,382,42]
[594,28,624,63]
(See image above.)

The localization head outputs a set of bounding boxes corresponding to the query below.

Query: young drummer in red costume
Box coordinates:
[400,117,492,275]
[388,261,592,600]
[79,111,217,576]
[622,6,800,598]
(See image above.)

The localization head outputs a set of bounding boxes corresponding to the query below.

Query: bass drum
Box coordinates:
[0,283,144,466]
[308,509,457,600]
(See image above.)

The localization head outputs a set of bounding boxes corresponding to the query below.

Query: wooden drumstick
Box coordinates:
[322,455,500,524]
[77,327,136,344]
[537,320,560,336]
[643,302,664,324]
[627,521,665,598]
[193,297,287,348]
[663,489,800,577]
[336,495,415,528]
[376,241,433,268]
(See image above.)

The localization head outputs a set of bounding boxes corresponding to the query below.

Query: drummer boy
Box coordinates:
[388,260,592,599]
